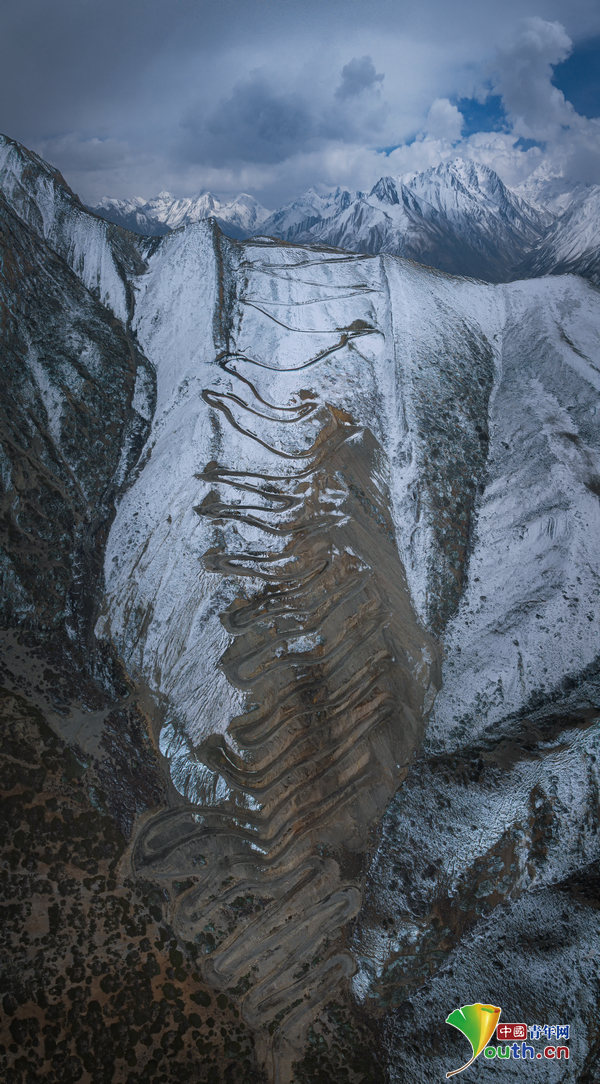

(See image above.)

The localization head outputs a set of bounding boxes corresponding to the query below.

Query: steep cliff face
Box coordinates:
[0,137,145,323]
[0,191,152,638]
[0,139,267,1084]
[2,135,600,1084]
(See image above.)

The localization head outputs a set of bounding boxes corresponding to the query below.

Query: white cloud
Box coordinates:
[492,16,574,140]
[13,6,600,204]
[486,18,600,185]
[424,99,464,141]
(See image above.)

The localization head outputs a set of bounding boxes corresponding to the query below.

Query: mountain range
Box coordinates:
[91,158,600,286]
[93,188,271,239]
[2,130,600,1082]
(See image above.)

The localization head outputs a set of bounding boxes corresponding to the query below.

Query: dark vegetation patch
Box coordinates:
[293,1001,384,1084]
[0,688,265,1084]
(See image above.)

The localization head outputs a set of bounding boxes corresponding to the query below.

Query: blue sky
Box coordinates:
[1,0,599,205]
[450,35,600,137]
[553,35,600,117]
[452,96,509,139]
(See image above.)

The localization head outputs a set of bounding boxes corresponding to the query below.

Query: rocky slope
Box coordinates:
[0,135,267,1084]
[2,133,600,1083]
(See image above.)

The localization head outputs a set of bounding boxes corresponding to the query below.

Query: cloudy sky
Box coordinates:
[1,0,600,207]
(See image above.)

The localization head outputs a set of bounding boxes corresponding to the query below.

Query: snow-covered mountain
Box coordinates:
[91,193,170,235]
[91,157,600,287]
[516,183,600,285]
[254,184,360,242]
[3,131,600,1083]
[514,163,596,214]
[93,159,551,280]
[92,188,270,239]
[258,159,553,282]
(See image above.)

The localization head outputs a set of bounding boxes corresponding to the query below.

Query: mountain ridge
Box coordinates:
[92,187,271,240]
[3,128,600,1084]
[254,159,555,282]
[87,156,600,286]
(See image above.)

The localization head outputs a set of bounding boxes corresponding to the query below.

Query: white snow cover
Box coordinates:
[94,221,600,804]
[93,189,270,237]
[524,185,600,281]
[514,163,595,214]
[97,224,246,785]
[427,273,600,748]
[0,135,130,322]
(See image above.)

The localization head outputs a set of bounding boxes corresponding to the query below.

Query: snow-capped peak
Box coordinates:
[87,155,600,290]
[513,166,594,214]
[369,176,400,205]
[90,188,271,239]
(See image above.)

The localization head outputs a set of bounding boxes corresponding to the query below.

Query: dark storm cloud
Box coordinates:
[2,0,600,202]
[183,59,388,168]
[187,73,316,166]
[335,57,384,100]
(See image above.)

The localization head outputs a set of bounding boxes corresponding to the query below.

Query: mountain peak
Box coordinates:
[369,176,400,205]
[85,153,599,290]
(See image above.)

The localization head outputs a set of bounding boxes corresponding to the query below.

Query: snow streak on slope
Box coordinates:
[377,259,501,632]
[0,134,145,322]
